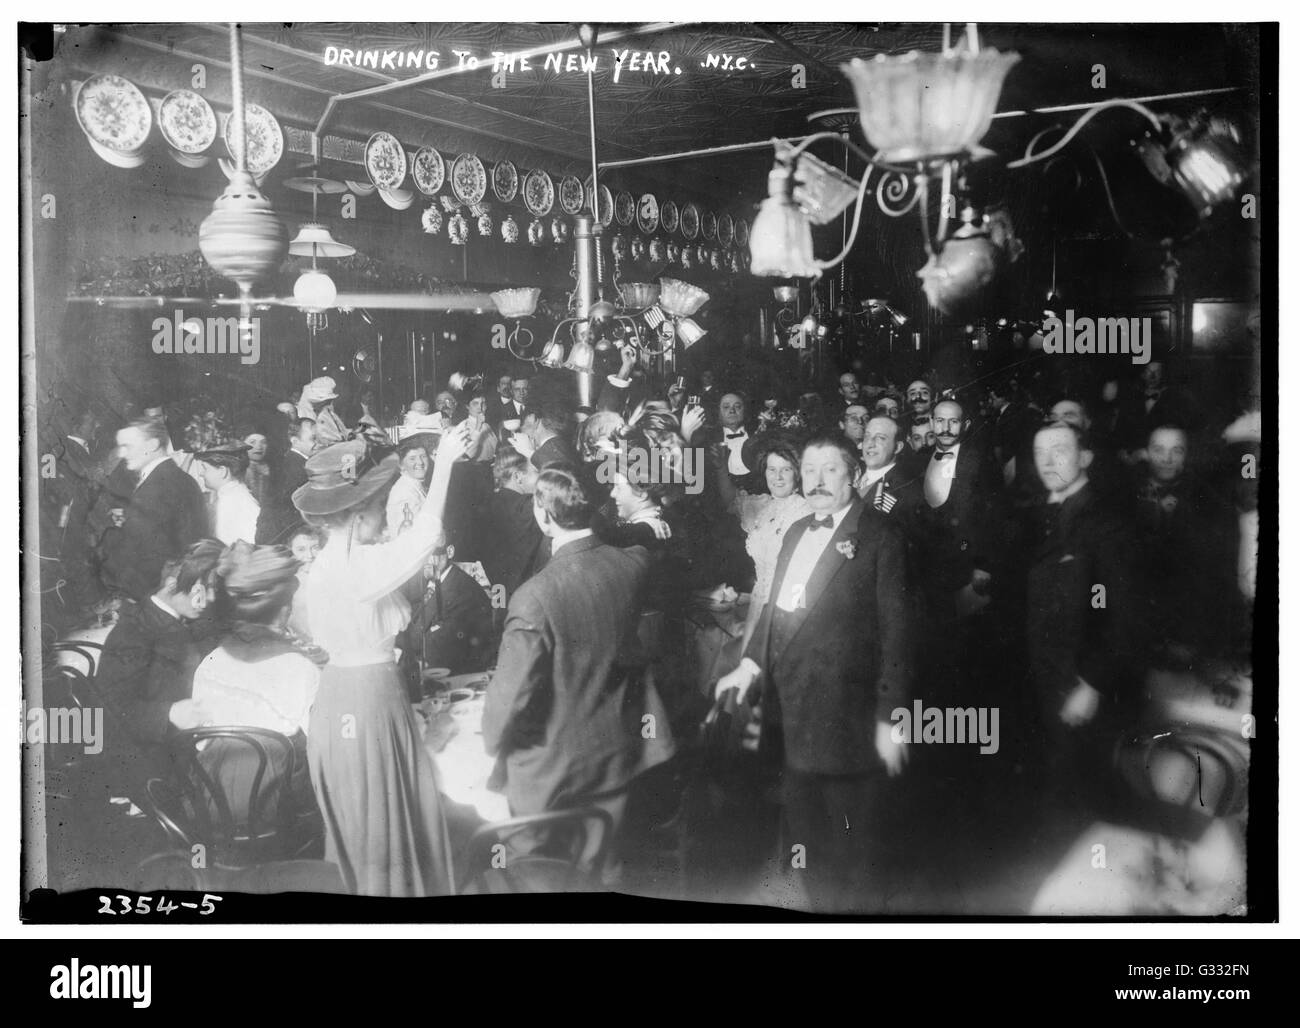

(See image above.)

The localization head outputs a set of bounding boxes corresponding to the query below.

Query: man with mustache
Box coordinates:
[905,379,934,418]
[716,434,912,912]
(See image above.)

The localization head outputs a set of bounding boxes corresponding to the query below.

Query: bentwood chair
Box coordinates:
[456,806,615,894]
[50,639,104,680]
[134,848,347,895]
[143,726,321,868]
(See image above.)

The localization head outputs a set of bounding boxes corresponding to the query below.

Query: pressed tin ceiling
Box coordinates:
[54,21,1253,212]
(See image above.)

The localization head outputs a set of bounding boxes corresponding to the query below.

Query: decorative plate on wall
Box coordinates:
[717,213,734,247]
[75,74,152,163]
[364,131,407,190]
[559,176,585,215]
[450,153,488,205]
[492,159,519,203]
[637,193,659,234]
[680,202,700,240]
[523,168,555,216]
[412,146,446,195]
[614,191,635,226]
[660,200,679,235]
[158,89,216,161]
[735,217,749,247]
[701,210,717,241]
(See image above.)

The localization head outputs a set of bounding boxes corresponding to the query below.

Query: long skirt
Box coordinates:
[307,661,454,897]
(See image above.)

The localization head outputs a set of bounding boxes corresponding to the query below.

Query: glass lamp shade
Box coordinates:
[675,317,707,348]
[199,170,289,299]
[915,234,999,316]
[288,222,356,258]
[537,338,566,369]
[1166,130,1247,217]
[293,269,338,313]
[840,48,1020,163]
[563,337,597,374]
[749,167,818,278]
[773,285,800,304]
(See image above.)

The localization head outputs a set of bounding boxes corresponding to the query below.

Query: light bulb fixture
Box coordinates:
[293,268,337,313]
[749,163,818,279]
[1164,114,1249,217]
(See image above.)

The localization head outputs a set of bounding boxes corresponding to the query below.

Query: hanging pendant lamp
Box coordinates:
[198,23,288,304]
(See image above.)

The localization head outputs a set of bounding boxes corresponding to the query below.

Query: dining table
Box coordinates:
[414,670,510,823]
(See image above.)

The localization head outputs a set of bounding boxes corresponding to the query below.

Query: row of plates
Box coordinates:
[73,74,284,174]
[365,131,749,242]
[73,76,750,243]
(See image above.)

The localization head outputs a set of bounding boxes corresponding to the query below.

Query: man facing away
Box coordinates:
[716,435,913,912]
[483,468,674,873]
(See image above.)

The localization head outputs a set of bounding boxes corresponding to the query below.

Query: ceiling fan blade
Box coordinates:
[334,292,498,311]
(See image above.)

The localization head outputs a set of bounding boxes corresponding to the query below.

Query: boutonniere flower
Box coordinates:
[836,539,858,560]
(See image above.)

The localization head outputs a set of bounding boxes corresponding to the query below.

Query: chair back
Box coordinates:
[458,805,615,894]
[161,726,302,866]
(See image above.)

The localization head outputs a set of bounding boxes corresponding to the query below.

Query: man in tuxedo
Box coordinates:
[256,417,315,543]
[483,467,674,867]
[716,435,912,911]
[913,397,1004,615]
[99,419,208,602]
[700,392,753,490]
[834,371,862,411]
[1023,423,1139,803]
[403,537,496,687]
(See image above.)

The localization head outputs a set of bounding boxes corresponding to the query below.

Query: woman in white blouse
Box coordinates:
[715,436,811,648]
[190,541,322,827]
[293,428,469,897]
[385,439,430,538]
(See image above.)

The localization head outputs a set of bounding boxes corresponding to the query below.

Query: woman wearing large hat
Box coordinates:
[293,427,470,896]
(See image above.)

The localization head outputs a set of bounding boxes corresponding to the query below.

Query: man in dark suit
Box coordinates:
[99,419,208,603]
[700,391,754,492]
[856,415,924,523]
[256,417,315,543]
[487,374,529,429]
[1022,422,1139,804]
[716,435,912,912]
[913,397,1004,615]
[403,538,496,685]
[483,467,674,868]
[520,407,578,471]
[91,539,225,801]
[481,449,547,601]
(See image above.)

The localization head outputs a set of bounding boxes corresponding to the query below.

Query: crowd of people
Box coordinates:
[37,338,1259,907]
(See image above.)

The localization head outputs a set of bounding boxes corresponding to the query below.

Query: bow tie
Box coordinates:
[807,515,834,531]
[725,431,746,440]
[933,450,955,460]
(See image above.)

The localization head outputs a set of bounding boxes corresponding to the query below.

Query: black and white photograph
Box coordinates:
[16,15,1276,929]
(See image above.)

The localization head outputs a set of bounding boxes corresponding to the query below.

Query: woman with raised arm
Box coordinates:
[292,426,470,897]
